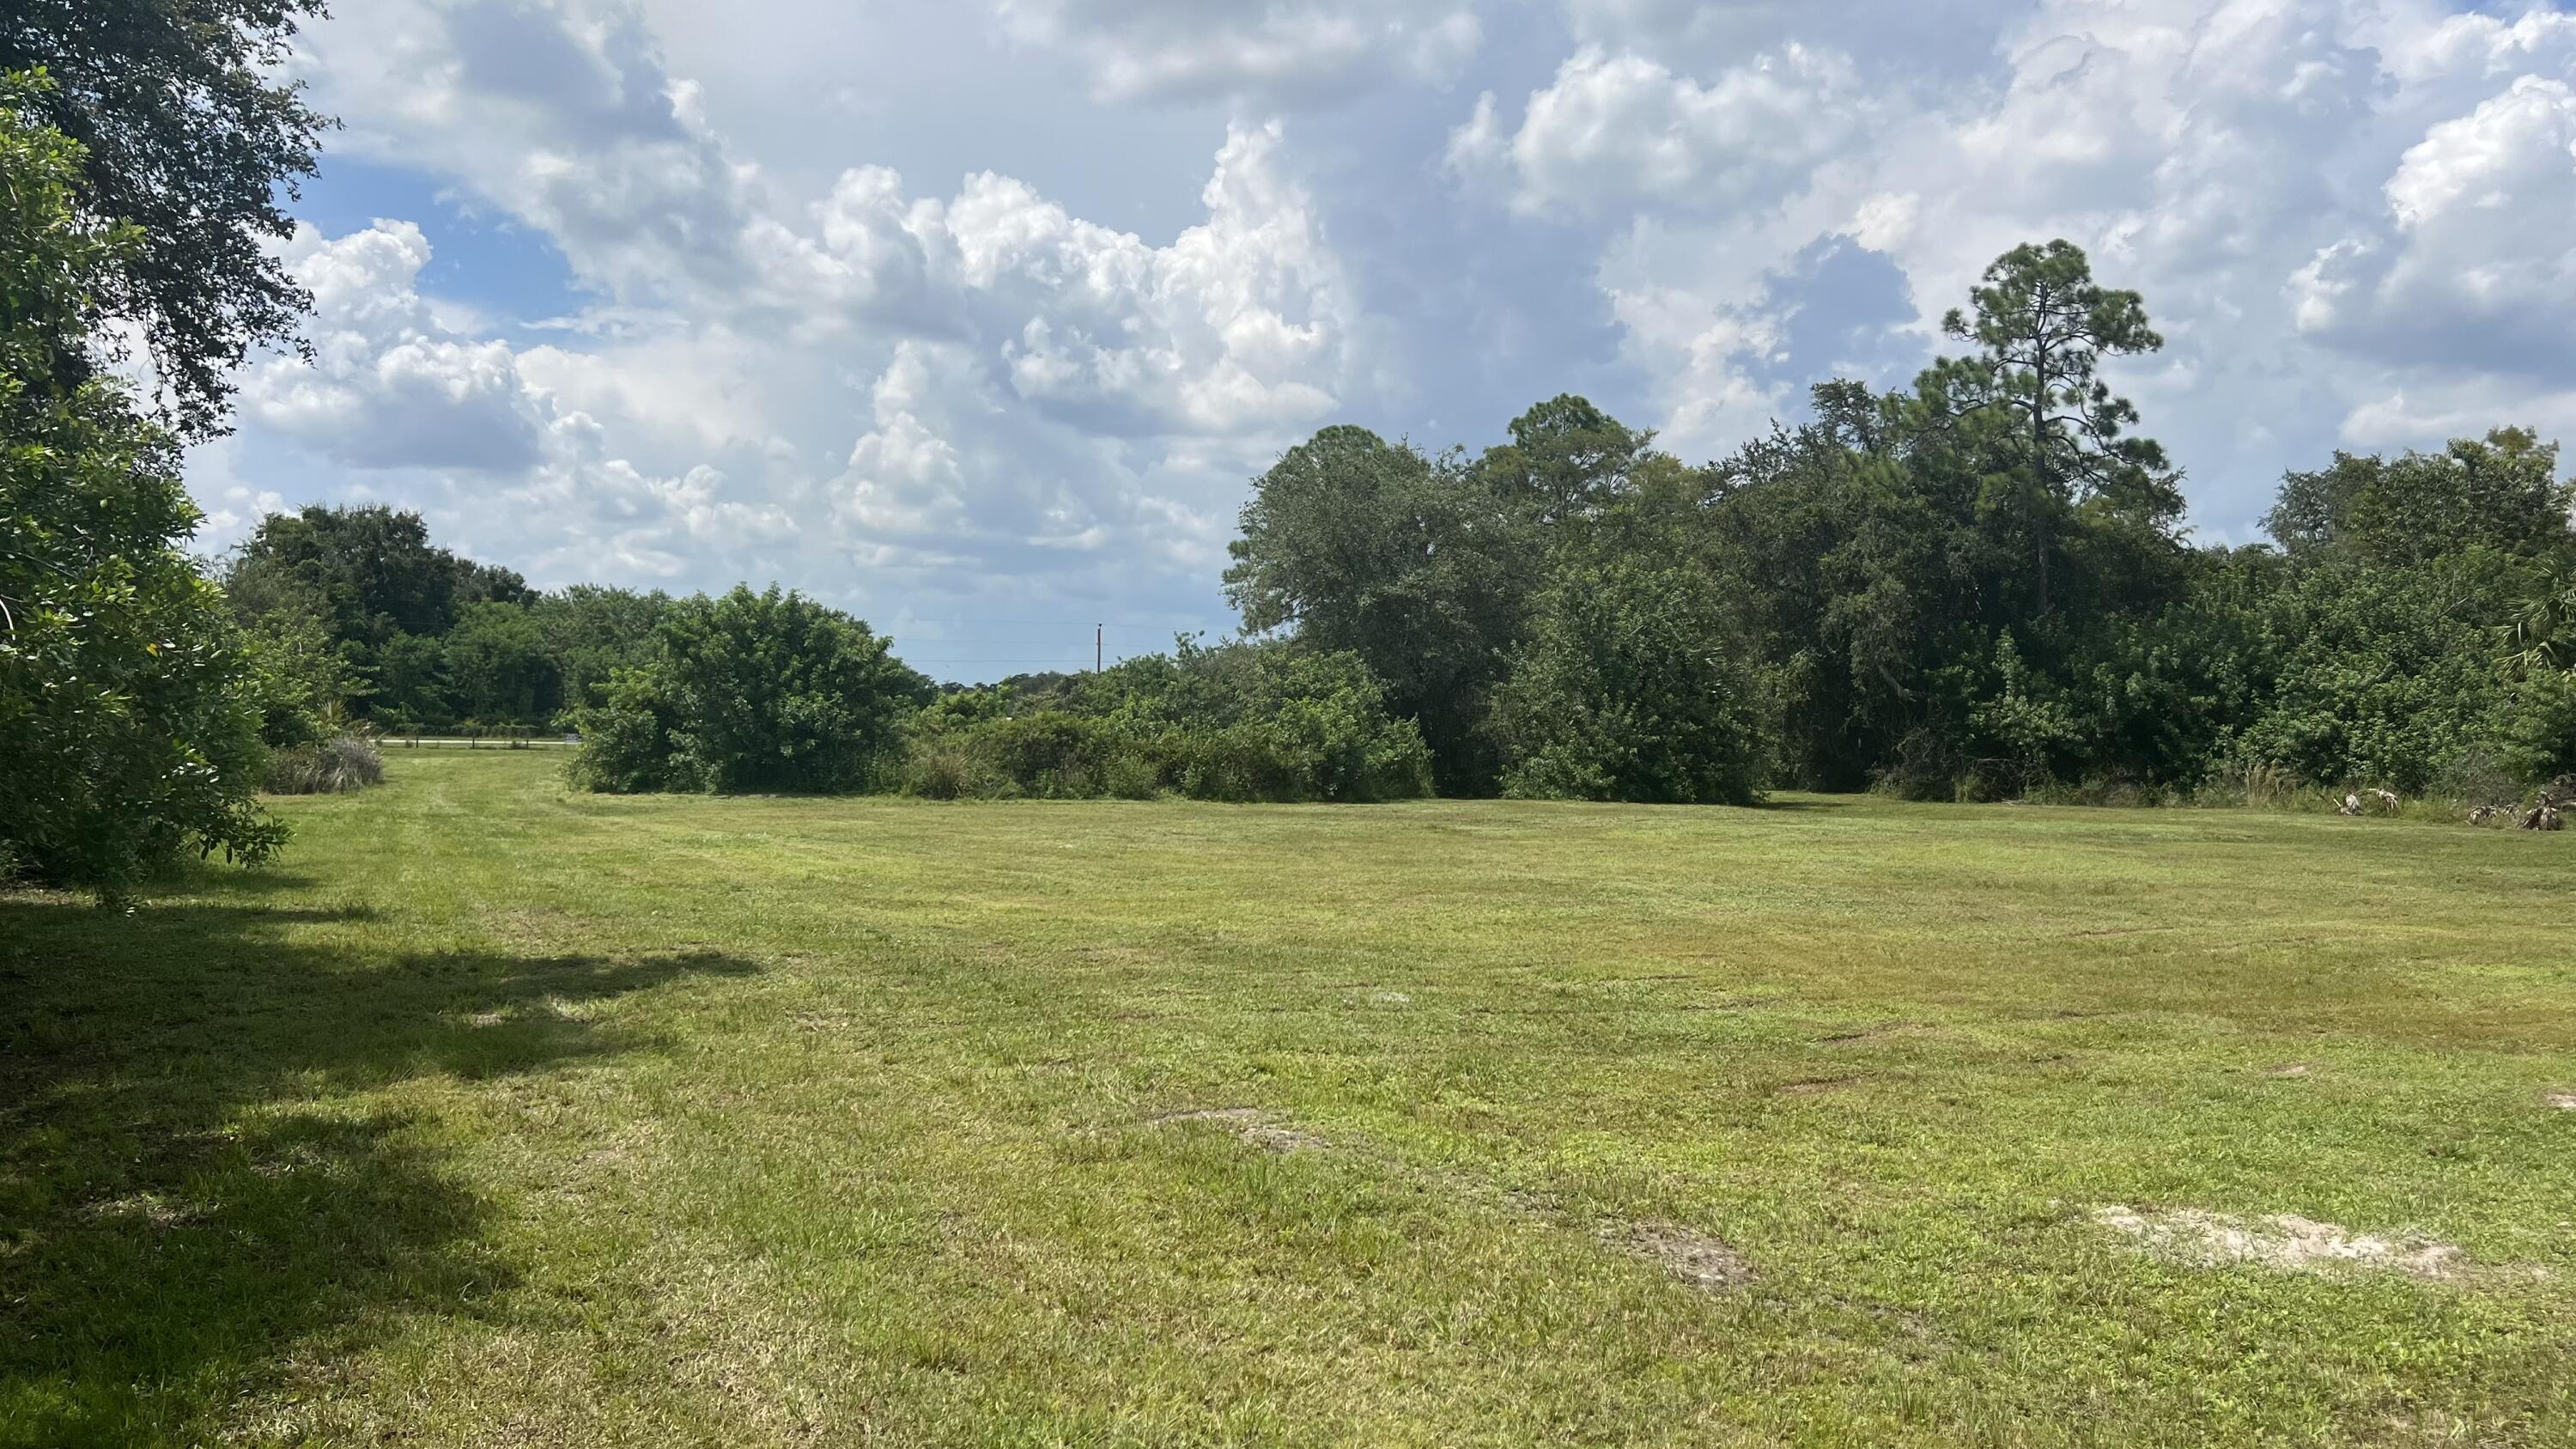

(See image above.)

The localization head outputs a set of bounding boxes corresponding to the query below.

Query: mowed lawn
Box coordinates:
[5,752,2575,1446]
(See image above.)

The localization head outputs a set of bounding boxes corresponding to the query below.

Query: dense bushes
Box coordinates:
[569,587,928,795]
[903,712,1147,801]
[2500,670,2576,785]
[1742,436,2571,807]
[1494,557,1768,805]
[0,78,283,895]
[2217,558,2510,794]
[899,641,1433,803]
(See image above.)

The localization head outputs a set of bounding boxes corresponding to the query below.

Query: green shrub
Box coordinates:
[567,587,928,795]
[566,668,692,795]
[973,712,1130,797]
[899,641,1432,804]
[0,78,283,896]
[898,734,996,800]
[1100,751,1164,801]
[2500,670,2576,785]
[1494,557,1769,806]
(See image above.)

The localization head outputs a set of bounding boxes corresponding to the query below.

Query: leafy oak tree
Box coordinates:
[2268,430,2572,569]
[1,0,331,435]
[1226,425,1535,793]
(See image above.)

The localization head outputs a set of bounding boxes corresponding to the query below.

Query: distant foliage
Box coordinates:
[2266,431,2571,568]
[440,600,560,726]
[569,587,928,795]
[2220,557,2513,795]
[155,231,2576,824]
[1495,555,1768,806]
[219,503,585,733]
[1227,426,1539,795]
[1233,240,2576,812]
[905,640,1433,803]
[242,599,357,750]
[216,513,695,740]
[537,585,677,712]
[223,504,535,649]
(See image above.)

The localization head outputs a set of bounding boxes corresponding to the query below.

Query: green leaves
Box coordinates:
[568,586,927,796]
[0,79,280,896]
[3,1,329,436]
[1494,551,1768,807]
[2270,431,2573,569]
[1225,394,1671,796]
[901,639,1434,804]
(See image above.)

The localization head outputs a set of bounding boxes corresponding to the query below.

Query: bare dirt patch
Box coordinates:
[2546,1092,2576,1111]
[2092,1205,2473,1282]
[1148,1108,1324,1154]
[1612,1220,1753,1293]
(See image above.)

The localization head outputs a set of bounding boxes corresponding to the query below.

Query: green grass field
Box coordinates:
[6,751,2574,1446]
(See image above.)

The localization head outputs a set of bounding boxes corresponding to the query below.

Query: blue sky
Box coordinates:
[188,0,2576,679]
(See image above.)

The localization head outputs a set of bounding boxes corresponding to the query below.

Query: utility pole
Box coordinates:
[1095,624,1103,673]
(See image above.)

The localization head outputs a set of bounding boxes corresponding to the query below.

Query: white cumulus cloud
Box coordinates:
[1485,45,1874,214]
[191,0,2576,641]
[223,0,1357,631]
[993,0,1480,105]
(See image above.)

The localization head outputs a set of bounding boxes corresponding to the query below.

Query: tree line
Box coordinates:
[211,551,1438,806]
[238,240,2573,818]
[6,1,2572,900]
[220,505,674,735]
[1228,242,2576,809]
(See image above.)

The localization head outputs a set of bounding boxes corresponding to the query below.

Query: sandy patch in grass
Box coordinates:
[1148,1107,1325,1154]
[2265,1063,2312,1078]
[2092,1205,2470,1281]
[1613,1221,1753,1293]
[2547,1092,2576,1111]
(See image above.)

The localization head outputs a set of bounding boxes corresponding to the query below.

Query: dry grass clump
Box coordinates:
[263,735,386,795]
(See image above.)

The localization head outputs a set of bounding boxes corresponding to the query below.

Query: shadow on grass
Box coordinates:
[0,886,758,1446]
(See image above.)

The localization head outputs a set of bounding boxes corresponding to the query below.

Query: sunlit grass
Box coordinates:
[5,751,2573,1445]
